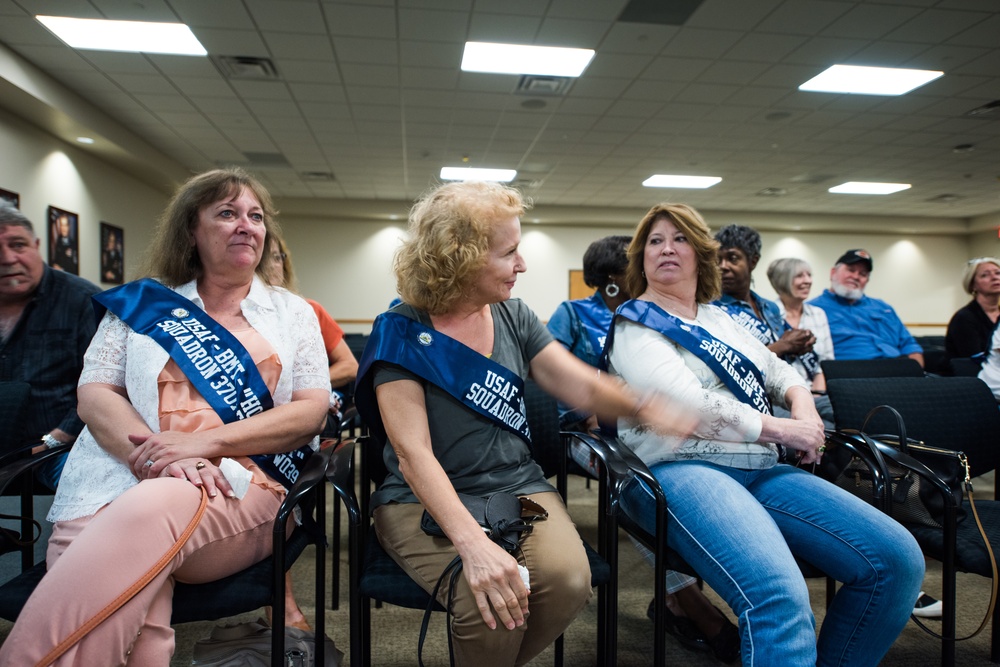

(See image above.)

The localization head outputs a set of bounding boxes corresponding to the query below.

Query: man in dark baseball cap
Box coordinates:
[808,247,923,366]
[834,249,873,272]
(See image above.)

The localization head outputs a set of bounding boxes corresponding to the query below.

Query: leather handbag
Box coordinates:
[417,492,547,667]
[821,405,997,642]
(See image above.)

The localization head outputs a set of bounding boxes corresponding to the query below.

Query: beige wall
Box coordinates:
[0,106,166,287]
[280,214,980,336]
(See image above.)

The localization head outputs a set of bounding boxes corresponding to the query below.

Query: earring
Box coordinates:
[605,281,620,298]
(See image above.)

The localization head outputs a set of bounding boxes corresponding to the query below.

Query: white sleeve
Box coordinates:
[609,318,764,444]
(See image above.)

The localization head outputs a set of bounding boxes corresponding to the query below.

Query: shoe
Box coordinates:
[646,599,710,652]
[913,591,942,618]
[705,617,741,664]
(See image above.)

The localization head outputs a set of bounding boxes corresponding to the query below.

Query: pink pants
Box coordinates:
[0,477,283,666]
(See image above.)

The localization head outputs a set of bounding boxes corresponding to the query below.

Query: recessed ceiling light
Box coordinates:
[828,181,911,195]
[799,65,942,96]
[36,16,207,56]
[461,42,595,77]
[440,167,517,183]
[642,175,722,189]
[75,136,94,144]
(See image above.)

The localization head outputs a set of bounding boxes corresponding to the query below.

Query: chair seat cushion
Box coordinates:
[359,530,609,610]
[0,528,311,625]
[907,499,1000,577]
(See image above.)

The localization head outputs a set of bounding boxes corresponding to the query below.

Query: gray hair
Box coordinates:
[0,202,34,235]
[961,257,1000,295]
[766,257,812,297]
[714,224,761,261]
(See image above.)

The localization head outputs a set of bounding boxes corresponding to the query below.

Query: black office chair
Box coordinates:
[343,391,613,667]
[821,357,925,380]
[826,376,1000,667]
[0,443,338,667]
[950,357,984,377]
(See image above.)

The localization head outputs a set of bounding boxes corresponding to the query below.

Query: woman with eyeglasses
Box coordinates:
[945,257,1000,361]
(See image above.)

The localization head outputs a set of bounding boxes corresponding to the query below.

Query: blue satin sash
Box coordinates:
[568,293,613,362]
[355,311,531,445]
[94,278,312,488]
[718,303,822,380]
[606,300,772,415]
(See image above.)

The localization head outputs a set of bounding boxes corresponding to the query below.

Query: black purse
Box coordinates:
[821,405,998,641]
[417,492,547,667]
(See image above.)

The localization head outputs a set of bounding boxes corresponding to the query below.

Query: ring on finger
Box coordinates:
[818,445,827,453]
[144,459,154,468]
[195,461,206,470]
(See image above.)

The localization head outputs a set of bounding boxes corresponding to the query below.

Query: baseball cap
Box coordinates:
[836,249,873,271]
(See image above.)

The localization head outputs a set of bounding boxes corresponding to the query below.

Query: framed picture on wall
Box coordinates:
[47,206,79,275]
[100,222,124,285]
[0,187,18,208]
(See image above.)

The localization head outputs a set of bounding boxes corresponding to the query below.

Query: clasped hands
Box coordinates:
[127,432,235,498]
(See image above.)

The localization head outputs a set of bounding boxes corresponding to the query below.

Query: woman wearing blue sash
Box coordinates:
[548,235,738,660]
[358,181,691,667]
[0,168,332,665]
[608,203,924,667]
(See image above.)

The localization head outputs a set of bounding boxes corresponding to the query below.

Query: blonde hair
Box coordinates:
[140,168,279,285]
[624,203,721,305]
[961,258,1000,295]
[394,181,528,314]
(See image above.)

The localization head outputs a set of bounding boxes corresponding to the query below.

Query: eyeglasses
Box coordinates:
[271,252,286,262]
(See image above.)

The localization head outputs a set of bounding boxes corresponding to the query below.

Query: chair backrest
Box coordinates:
[826,376,1000,477]
[949,357,983,377]
[523,379,562,479]
[820,357,924,380]
[0,381,31,456]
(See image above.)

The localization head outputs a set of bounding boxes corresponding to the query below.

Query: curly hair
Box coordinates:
[714,224,761,263]
[394,181,528,315]
[624,203,721,305]
[766,257,812,298]
[582,235,631,289]
[139,168,280,286]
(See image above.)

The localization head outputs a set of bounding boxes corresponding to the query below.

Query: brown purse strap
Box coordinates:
[35,485,209,667]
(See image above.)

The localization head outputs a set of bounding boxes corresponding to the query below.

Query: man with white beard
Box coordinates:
[808,249,924,367]
[0,202,98,488]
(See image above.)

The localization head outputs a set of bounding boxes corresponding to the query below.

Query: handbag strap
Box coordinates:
[909,458,999,642]
[35,485,209,667]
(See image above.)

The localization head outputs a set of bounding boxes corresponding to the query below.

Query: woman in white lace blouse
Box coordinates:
[607,203,923,666]
[1,168,330,666]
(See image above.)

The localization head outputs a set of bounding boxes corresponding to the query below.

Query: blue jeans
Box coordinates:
[621,460,924,667]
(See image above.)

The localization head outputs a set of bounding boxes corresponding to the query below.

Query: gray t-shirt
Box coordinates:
[370,299,556,508]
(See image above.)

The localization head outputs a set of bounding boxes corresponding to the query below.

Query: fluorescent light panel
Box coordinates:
[799,65,942,96]
[461,42,595,77]
[36,15,207,56]
[829,182,911,195]
[440,167,517,183]
[643,175,722,189]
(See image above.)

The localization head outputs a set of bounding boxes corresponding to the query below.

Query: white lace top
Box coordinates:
[608,302,807,470]
[48,278,330,522]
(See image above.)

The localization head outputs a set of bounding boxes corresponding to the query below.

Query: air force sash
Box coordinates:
[355,311,531,446]
[568,293,613,362]
[718,302,822,381]
[606,300,772,415]
[94,278,311,489]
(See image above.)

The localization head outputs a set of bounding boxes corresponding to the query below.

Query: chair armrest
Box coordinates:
[562,430,640,517]
[0,444,72,495]
[273,445,335,534]
[327,439,361,528]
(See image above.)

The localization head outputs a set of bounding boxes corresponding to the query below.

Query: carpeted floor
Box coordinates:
[2,472,996,665]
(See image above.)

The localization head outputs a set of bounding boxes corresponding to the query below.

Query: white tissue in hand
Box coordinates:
[219,458,252,499]
[518,564,530,592]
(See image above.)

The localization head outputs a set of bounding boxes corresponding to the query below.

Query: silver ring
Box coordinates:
[144,459,154,468]
[195,461,206,470]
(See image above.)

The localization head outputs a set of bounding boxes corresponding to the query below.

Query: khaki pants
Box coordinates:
[0,477,283,666]
[374,491,592,667]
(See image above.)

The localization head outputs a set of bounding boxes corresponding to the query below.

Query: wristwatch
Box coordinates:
[40,434,65,449]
